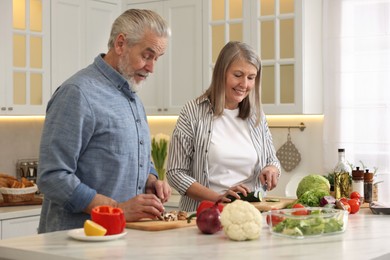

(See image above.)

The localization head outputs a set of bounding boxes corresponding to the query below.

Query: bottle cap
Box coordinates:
[338,148,345,152]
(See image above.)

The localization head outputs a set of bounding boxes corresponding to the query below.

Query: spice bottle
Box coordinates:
[364,169,374,203]
[352,167,364,204]
[334,148,352,199]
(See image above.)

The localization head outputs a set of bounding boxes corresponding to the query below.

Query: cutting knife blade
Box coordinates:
[254,183,268,201]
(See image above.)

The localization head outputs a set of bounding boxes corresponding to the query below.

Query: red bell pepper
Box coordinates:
[197,200,224,216]
[91,205,126,235]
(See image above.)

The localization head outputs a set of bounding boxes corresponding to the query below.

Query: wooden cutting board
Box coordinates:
[0,196,43,207]
[126,219,196,231]
[249,197,296,211]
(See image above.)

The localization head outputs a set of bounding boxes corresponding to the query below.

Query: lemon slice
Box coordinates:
[84,220,107,236]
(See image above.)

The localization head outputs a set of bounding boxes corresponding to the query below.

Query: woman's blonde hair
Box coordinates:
[201,41,262,125]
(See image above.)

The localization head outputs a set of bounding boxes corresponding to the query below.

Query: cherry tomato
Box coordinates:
[266,214,285,226]
[341,201,351,214]
[350,191,362,205]
[339,197,349,204]
[347,198,360,214]
[292,203,308,215]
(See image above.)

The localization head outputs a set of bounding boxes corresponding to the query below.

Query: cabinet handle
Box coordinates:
[157,108,162,112]
[163,108,168,112]
[8,107,13,111]
[1,107,6,111]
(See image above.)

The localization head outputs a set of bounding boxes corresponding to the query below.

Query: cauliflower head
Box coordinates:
[220,200,262,241]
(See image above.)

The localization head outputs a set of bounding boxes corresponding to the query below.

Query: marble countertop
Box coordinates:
[0,205,41,220]
[0,208,390,260]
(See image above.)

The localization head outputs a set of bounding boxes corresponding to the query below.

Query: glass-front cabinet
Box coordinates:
[203,0,322,114]
[0,0,50,115]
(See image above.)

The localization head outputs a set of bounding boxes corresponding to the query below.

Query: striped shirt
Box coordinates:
[166,96,281,212]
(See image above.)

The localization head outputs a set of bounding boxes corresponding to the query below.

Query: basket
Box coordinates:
[0,184,38,203]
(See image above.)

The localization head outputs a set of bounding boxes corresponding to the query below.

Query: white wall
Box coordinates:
[0,115,325,198]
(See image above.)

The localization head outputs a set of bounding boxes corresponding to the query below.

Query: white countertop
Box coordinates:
[0,205,41,220]
[0,208,390,260]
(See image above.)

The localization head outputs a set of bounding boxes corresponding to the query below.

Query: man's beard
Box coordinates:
[118,52,146,93]
[128,77,145,93]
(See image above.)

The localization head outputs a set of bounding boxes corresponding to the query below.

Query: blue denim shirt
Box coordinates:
[37,54,157,233]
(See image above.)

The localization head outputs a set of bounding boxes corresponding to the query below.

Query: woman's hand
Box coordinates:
[259,165,280,190]
[218,184,251,203]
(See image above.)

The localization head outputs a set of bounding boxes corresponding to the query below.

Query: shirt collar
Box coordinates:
[94,54,129,91]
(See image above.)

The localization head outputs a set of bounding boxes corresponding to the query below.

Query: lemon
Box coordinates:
[84,220,107,236]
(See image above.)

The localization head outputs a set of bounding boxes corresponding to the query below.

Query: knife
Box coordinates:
[254,183,268,201]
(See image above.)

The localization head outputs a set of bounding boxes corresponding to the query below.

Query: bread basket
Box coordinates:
[0,184,38,203]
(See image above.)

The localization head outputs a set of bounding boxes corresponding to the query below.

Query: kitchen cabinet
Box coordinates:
[0,0,51,115]
[125,0,203,115]
[1,215,40,240]
[202,0,322,114]
[51,0,121,93]
[0,206,41,240]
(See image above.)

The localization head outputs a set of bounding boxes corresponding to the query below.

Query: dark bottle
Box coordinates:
[334,149,352,199]
[364,169,374,203]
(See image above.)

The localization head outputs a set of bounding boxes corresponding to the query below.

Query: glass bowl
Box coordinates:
[263,207,348,239]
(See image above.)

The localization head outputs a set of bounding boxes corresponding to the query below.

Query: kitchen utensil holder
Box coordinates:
[269,122,306,131]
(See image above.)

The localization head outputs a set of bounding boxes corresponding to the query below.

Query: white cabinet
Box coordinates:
[202,0,322,115]
[0,0,51,115]
[126,0,203,115]
[51,0,121,93]
[1,215,40,240]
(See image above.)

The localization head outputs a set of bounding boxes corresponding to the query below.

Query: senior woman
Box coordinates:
[166,41,281,212]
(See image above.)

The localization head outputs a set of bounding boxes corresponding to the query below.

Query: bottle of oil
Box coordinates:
[334,148,352,199]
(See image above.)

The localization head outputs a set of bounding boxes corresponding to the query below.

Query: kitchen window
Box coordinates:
[323,0,390,173]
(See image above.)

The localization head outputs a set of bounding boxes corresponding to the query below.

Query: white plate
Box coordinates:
[67,228,127,242]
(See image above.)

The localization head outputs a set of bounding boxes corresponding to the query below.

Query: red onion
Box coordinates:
[196,202,222,234]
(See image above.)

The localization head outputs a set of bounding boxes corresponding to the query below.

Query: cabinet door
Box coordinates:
[85,0,121,66]
[51,0,86,92]
[1,215,40,240]
[127,0,203,115]
[126,1,165,114]
[0,0,50,115]
[163,0,203,114]
[51,0,121,94]
[203,0,322,115]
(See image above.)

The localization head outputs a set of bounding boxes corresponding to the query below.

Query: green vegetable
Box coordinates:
[226,191,261,203]
[296,174,330,198]
[266,198,280,202]
[272,211,345,237]
[297,190,329,207]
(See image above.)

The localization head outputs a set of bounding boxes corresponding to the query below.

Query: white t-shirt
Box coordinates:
[208,108,258,193]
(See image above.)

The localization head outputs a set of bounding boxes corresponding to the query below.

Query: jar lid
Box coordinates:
[364,171,374,181]
[352,170,364,179]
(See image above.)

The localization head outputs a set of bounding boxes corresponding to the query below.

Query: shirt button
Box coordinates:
[140,140,144,145]
[136,119,141,123]
[138,186,142,190]
[140,164,143,168]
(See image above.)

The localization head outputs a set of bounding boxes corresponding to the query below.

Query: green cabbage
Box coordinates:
[296,174,330,198]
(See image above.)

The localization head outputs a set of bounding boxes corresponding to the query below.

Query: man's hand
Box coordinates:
[118,194,165,222]
[145,174,172,203]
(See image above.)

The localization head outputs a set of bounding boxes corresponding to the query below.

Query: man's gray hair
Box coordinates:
[107,9,170,49]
